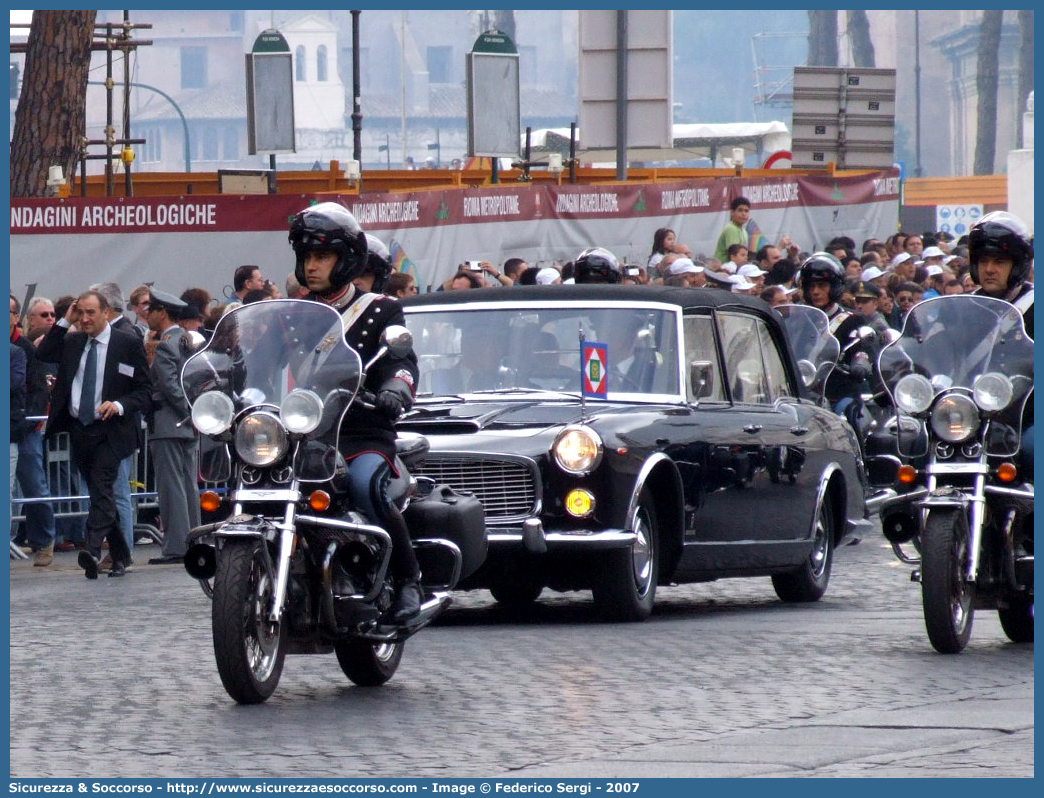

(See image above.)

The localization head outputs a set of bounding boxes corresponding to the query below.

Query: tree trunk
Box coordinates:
[10,10,96,198]
[846,11,876,68]
[1016,10,1033,149]
[808,10,838,67]
[973,10,1003,175]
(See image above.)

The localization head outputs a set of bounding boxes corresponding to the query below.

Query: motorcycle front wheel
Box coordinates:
[212,539,287,704]
[921,508,975,654]
[335,640,404,686]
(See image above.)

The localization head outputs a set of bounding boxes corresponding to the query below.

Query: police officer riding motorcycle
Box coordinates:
[871,211,1033,653]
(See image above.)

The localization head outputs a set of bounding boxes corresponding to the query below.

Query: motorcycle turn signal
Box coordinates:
[309,490,332,511]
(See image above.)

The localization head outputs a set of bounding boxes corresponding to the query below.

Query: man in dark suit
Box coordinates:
[36,290,152,578]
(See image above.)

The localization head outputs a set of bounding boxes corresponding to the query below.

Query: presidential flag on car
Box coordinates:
[581,342,608,399]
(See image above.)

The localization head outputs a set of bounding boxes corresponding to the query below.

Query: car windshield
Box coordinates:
[405,303,680,399]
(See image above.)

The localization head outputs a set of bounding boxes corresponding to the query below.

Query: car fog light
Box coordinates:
[564,488,595,518]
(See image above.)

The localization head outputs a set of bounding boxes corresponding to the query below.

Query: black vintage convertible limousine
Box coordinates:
[400,285,872,620]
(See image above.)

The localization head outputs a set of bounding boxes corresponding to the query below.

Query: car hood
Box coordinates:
[399,397,667,437]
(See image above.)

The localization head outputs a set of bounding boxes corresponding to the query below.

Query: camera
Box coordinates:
[626,267,640,276]
[465,261,483,271]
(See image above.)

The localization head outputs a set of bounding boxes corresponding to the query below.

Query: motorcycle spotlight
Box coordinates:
[881,511,919,545]
[184,543,217,580]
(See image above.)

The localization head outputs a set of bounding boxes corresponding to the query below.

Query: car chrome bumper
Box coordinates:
[488,518,637,554]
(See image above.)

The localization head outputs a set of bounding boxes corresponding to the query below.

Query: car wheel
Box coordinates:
[592,488,658,621]
[772,487,834,603]
[489,579,544,609]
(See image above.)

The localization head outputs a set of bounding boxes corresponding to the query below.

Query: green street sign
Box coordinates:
[252,29,290,54]
[470,30,517,55]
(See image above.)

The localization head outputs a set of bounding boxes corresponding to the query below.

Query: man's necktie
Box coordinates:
[80,338,98,423]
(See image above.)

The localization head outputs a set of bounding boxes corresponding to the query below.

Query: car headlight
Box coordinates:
[191,390,235,436]
[894,374,934,415]
[234,411,290,467]
[280,389,324,434]
[553,425,603,475]
[972,372,1014,413]
[930,393,980,443]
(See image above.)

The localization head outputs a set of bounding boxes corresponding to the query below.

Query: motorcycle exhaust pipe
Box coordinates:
[184,542,217,580]
[881,510,919,545]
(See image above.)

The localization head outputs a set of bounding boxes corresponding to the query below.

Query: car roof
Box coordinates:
[403,284,772,314]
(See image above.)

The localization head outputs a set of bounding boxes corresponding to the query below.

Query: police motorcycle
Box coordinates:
[871,295,1033,653]
[777,304,888,467]
[180,299,486,702]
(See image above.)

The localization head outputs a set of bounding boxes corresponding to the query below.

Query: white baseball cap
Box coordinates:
[889,252,912,268]
[861,265,885,281]
[922,246,945,259]
[535,267,562,285]
[720,261,737,274]
[925,264,944,277]
[669,257,704,275]
[730,274,756,291]
[738,263,767,278]
[942,254,958,265]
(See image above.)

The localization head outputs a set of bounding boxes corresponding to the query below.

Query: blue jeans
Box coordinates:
[116,453,135,552]
[345,452,419,582]
[49,455,87,544]
[15,429,56,549]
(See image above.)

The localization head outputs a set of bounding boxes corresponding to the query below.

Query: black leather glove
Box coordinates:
[375,378,413,420]
[848,351,871,380]
[376,389,406,419]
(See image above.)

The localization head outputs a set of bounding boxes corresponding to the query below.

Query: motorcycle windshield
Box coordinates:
[182,299,362,481]
[775,304,839,401]
[878,295,1033,457]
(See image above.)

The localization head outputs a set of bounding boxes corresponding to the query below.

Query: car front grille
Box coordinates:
[413,455,538,520]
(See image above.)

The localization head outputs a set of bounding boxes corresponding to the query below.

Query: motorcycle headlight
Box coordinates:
[234,411,290,467]
[553,425,603,475]
[191,390,235,436]
[930,393,980,443]
[894,374,934,415]
[280,389,324,434]
[972,372,1014,413]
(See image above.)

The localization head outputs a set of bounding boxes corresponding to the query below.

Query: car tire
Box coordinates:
[592,488,658,621]
[772,487,834,603]
[490,579,543,609]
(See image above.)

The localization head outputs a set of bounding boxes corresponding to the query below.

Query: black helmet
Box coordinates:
[968,211,1034,289]
[574,247,621,284]
[798,251,845,305]
[362,233,393,292]
[288,202,368,291]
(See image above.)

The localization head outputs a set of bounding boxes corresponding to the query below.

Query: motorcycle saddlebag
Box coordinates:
[404,483,487,581]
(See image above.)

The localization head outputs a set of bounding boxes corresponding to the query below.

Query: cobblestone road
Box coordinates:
[9,533,1032,778]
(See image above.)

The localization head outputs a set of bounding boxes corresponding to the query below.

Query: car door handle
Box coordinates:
[790,426,809,436]
[743,424,762,434]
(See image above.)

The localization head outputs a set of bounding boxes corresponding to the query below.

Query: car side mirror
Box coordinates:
[690,360,715,399]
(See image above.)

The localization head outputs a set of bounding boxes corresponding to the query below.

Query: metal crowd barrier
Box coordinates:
[10,415,224,559]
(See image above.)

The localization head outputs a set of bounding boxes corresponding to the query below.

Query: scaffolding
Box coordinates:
[750,32,804,122]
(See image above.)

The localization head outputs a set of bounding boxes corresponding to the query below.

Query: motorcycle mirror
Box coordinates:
[239,387,266,408]
[797,359,817,388]
[880,328,901,345]
[381,325,413,358]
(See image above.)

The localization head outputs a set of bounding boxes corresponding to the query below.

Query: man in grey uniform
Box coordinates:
[145,289,201,565]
